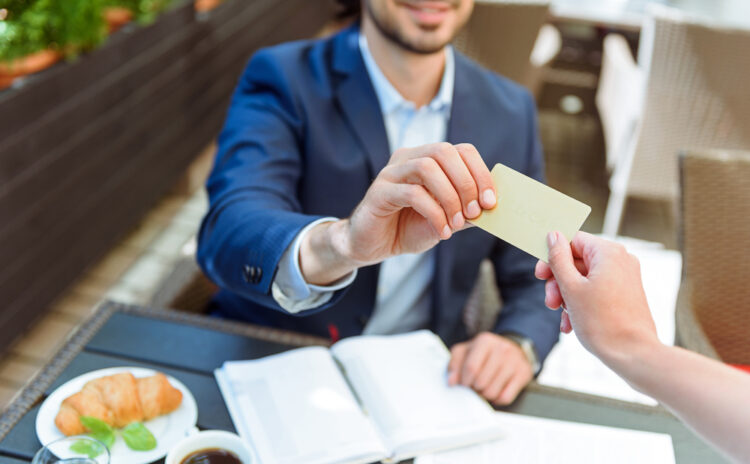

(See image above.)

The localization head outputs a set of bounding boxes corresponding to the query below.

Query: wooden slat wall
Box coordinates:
[0,0,335,353]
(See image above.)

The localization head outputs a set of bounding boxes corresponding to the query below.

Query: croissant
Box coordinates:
[55,372,183,436]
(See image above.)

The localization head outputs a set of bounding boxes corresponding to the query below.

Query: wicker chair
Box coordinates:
[150,256,217,313]
[675,150,750,364]
[598,8,750,236]
[453,0,555,93]
[462,260,502,336]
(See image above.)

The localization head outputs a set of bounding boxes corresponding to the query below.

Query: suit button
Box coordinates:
[254,267,263,283]
[242,265,254,283]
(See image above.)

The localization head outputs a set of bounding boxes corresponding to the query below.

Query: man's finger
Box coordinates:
[448,343,468,386]
[481,363,514,403]
[383,159,464,229]
[454,143,496,210]
[497,371,528,405]
[387,183,451,239]
[431,143,481,220]
[472,347,503,391]
[460,342,491,386]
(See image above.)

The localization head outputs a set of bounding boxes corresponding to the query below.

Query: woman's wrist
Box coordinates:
[601,335,668,390]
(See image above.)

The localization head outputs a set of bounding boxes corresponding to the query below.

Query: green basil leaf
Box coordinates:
[121,422,157,451]
[79,416,112,435]
[70,438,105,458]
[78,416,115,448]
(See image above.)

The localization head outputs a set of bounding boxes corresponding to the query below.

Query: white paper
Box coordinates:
[218,347,386,464]
[538,236,682,405]
[416,411,675,464]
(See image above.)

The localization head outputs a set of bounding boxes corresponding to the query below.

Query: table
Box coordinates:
[0,301,724,463]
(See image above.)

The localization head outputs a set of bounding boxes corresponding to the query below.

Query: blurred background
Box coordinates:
[0,0,748,411]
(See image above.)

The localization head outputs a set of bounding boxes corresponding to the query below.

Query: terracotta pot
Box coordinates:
[0,49,61,89]
[103,6,134,33]
[195,0,223,12]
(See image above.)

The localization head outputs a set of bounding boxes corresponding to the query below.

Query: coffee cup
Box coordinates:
[166,430,254,464]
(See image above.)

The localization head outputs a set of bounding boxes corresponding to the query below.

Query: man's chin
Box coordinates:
[402,34,452,54]
[392,22,451,50]
[365,1,460,55]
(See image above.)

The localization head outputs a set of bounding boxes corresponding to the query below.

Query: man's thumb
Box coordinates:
[547,231,580,285]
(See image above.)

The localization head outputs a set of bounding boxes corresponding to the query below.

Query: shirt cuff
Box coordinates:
[271,217,357,313]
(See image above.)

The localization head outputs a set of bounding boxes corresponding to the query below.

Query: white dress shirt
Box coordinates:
[271,32,454,335]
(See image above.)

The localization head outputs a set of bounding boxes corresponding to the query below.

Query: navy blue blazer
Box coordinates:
[197,25,560,362]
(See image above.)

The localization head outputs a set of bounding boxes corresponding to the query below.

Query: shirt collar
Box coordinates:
[358,31,454,115]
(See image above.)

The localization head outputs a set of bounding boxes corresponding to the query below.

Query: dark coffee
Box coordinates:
[179,448,243,464]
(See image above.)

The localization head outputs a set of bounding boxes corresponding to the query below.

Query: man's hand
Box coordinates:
[300,143,496,285]
[534,231,659,369]
[447,332,533,406]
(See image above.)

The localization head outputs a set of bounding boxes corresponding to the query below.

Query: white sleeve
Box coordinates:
[271,217,357,313]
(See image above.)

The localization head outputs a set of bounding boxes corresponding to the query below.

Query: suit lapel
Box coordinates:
[446,53,491,152]
[434,52,492,333]
[332,25,391,177]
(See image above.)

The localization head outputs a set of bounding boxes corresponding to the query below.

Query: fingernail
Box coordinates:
[452,211,464,229]
[547,231,557,246]
[442,225,452,240]
[467,200,480,218]
[482,189,496,207]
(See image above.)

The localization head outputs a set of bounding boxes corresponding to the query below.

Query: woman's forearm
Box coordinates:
[611,343,750,463]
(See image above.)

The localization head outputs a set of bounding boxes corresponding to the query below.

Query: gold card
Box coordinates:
[469,163,591,262]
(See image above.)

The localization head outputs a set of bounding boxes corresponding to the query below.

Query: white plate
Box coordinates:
[36,367,198,464]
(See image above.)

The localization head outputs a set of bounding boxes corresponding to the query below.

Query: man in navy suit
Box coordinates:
[198,0,560,405]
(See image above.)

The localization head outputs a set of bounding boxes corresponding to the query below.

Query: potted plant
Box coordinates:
[102,1,134,32]
[102,0,175,31]
[131,0,175,24]
[0,0,107,89]
[194,0,223,13]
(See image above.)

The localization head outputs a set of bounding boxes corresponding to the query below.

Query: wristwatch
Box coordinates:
[501,333,540,374]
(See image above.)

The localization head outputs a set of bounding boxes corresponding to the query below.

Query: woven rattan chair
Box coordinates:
[462,259,502,336]
[453,0,554,92]
[675,150,750,364]
[598,9,750,236]
[150,256,217,313]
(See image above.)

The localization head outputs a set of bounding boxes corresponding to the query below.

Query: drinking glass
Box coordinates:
[32,436,110,464]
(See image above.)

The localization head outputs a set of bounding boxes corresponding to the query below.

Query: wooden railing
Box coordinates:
[0,0,335,354]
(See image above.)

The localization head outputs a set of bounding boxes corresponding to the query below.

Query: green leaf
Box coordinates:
[78,415,115,449]
[121,422,157,451]
[70,438,105,458]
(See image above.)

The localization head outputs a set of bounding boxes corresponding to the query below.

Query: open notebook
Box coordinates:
[215,330,504,464]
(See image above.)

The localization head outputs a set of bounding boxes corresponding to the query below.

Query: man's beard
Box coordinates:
[364,0,462,55]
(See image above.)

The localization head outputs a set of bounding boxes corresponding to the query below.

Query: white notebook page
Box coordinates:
[220,347,387,464]
[416,411,675,464]
[330,331,504,459]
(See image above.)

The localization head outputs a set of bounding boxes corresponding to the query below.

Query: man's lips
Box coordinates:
[398,1,454,26]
